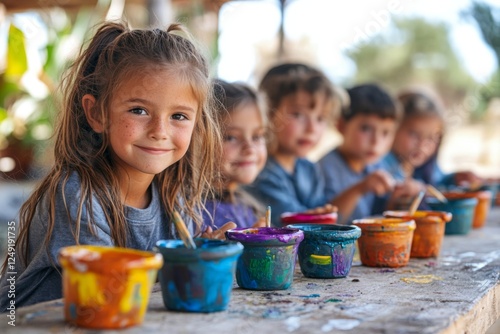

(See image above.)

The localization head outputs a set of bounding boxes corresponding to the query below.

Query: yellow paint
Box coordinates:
[309,255,331,265]
[119,269,157,318]
[401,275,442,284]
[67,268,106,306]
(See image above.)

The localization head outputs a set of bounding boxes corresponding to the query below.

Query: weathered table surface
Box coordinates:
[3,209,500,334]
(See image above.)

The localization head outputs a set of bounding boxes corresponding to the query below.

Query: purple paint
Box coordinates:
[225,227,304,244]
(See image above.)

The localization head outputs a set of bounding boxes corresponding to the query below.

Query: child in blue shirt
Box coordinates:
[317,83,401,224]
[383,90,482,192]
[202,80,268,228]
[245,63,339,225]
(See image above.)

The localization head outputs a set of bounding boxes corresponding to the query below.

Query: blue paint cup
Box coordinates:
[287,224,361,278]
[427,197,478,235]
[225,227,304,290]
[155,238,243,312]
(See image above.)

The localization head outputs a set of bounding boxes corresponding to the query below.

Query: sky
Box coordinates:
[217,0,500,86]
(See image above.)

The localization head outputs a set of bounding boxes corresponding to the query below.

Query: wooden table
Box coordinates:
[3,209,500,334]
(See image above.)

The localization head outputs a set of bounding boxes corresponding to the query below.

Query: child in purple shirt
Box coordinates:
[203,80,268,228]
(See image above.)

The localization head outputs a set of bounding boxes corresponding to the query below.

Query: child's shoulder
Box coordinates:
[317,148,345,168]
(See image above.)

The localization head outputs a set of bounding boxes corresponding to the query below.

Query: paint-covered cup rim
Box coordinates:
[426,196,478,206]
[155,238,243,261]
[58,245,163,273]
[285,223,361,241]
[351,218,416,232]
[225,227,304,244]
[383,210,452,223]
[280,211,338,225]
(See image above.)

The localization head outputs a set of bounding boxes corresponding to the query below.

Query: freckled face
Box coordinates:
[106,69,198,180]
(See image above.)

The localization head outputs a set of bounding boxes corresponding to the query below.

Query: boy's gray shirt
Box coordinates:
[0,172,189,310]
[317,148,383,223]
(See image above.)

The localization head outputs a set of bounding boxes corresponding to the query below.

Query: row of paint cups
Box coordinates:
[57,189,494,329]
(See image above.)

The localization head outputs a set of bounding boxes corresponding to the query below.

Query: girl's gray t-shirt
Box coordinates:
[0,172,189,310]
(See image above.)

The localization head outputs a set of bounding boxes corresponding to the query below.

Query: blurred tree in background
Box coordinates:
[464,1,500,120]
[346,17,477,118]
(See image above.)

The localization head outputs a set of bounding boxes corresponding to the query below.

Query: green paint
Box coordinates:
[248,256,274,281]
[325,298,342,303]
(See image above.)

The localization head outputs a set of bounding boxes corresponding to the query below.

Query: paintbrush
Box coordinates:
[266,206,271,228]
[408,191,425,216]
[172,211,196,249]
[426,184,448,203]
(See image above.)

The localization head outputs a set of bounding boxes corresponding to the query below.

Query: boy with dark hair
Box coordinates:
[317,83,401,224]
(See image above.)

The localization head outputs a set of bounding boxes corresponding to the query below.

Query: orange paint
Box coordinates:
[58,245,163,329]
[384,210,452,258]
[352,218,416,268]
[444,191,492,228]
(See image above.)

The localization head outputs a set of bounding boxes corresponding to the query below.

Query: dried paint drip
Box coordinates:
[289,224,361,278]
[401,275,443,284]
[226,227,304,290]
[155,239,243,312]
[58,245,163,329]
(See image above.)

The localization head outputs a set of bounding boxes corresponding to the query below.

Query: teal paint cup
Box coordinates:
[288,224,361,278]
[427,197,478,235]
[155,238,243,312]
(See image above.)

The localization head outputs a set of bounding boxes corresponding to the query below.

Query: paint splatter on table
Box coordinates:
[3,209,500,334]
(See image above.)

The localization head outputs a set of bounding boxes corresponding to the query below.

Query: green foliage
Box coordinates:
[463,2,500,118]
[346,17,477,98]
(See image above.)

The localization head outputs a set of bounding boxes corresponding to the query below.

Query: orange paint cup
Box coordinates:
[58,245,163,329]
[383,211,452,258]
[352,218,416,267]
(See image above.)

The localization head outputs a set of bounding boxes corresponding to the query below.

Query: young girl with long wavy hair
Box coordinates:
[0,21,227,309]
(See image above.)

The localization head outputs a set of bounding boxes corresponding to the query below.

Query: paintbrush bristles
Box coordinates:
[266,206,271,228]
[173,211,196,249]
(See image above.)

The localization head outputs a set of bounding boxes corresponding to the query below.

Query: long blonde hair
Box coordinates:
[6,21,222,268]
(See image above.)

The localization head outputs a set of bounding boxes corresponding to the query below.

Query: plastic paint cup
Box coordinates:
[225,227,304,290]
[352,218,416,268]
[383,210,452,258]
[287,224,361,278]
[427,196,478,235]
[58,245,163,329]
[155,238,243,313]
[280,212,338,226]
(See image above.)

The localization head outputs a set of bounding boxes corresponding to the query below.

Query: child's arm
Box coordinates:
[385,178,426,210]
[331,170,395,224]
[201,222,237,240]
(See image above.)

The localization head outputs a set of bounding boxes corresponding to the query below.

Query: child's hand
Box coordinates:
[252,217,267,228]
[201,222,237,240]
[455,171,483,189]
[360,170,396,196]
[303,204,338,214]
[393,179,426,198]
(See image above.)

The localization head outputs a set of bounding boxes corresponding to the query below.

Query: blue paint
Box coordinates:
[155,238,243,312]
[226,227,304,290]
[427,197,477,235]
[287,224,361,278]
[300,294,320,298]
